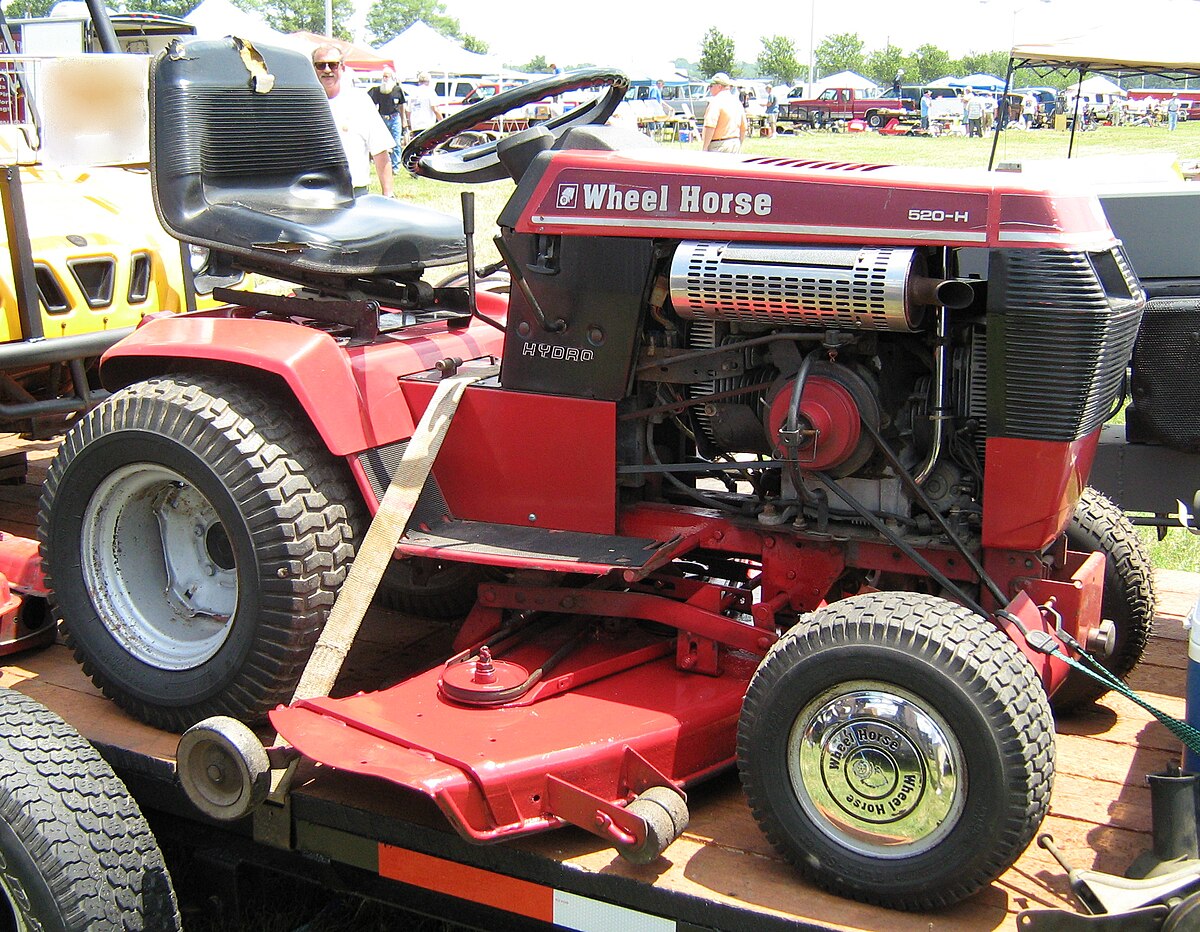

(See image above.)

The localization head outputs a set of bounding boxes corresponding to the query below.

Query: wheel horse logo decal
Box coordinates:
[557,184,579,209]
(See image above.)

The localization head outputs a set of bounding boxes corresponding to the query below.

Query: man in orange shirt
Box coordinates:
[701,73,748,153]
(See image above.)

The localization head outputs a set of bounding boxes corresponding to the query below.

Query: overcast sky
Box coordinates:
[428,0,1183,73]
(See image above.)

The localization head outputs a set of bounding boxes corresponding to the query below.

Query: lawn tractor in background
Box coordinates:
[36,39,1162,911]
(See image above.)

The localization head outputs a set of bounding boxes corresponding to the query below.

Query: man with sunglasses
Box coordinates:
[312,46,394,197]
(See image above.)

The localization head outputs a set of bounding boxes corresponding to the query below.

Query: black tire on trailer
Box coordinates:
[1051,486,1156,712]
[737,591,1055,911]
[0,687,181,931]
[377,559,495,619]
[37,373,361,732]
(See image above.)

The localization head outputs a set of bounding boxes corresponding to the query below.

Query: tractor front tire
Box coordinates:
[1052,486,1156,712]
[737,591,1054,910]
[0,688,181,931]
[38,374,361,732]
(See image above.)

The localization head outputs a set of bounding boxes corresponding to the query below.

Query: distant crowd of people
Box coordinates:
[920,87,1188,136]
[313,47,1194,194]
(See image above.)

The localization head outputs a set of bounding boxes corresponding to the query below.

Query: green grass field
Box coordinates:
[393,120,1199,572]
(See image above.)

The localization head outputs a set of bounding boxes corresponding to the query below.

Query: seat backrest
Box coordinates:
[150,37,466,282]
[152,36,353,228]
[148,36,463,281]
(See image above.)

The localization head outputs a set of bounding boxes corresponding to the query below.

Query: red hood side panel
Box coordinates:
[982,432,1100,551]
[511,151,1117,251]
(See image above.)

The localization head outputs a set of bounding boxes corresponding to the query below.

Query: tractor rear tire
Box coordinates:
[1052,486,1156,713]
[737,591,1054,911]
[38,374,361,732]
[0,688,181,931]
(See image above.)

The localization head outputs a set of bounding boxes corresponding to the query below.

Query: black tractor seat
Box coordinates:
[150,37,466,283]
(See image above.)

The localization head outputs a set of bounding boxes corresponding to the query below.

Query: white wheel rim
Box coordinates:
[788,680,966,858]
[0,878,35,931]
[80,463,238,670]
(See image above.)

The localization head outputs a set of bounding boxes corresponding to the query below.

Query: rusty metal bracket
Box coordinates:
[545,774,647,849]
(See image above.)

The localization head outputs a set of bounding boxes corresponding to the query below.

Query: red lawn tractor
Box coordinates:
[36,39,1157,911]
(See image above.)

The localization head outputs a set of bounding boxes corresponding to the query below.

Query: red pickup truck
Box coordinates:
[779,87,913,128]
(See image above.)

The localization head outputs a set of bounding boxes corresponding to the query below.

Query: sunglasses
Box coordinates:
[314,61,342,72]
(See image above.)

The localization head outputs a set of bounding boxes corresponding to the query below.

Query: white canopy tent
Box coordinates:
[811,70,877,96]
[376,21,505,78]
[1073,75,1127,96]
[949,73,1005,93]
[996,25,1200,163]
[184,0,303,49]
[1010,25,1200,79]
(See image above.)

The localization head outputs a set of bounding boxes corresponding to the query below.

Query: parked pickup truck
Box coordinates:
[779,86,913,128]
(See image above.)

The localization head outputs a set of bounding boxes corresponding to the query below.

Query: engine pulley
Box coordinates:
[439,646,532,706]
[765,361,880,477]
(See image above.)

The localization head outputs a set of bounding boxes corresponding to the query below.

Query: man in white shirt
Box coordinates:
[701,73,747,153]
[312,46,394,196]
[406,72,443,134]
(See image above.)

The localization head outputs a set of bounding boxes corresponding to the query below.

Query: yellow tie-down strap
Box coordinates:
[290,365,498,705]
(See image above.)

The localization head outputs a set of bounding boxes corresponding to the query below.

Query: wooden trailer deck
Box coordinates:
[0,433,1196,931]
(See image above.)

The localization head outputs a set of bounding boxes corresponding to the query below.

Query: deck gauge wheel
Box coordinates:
[177,715,270,821]
[618,785,690,865]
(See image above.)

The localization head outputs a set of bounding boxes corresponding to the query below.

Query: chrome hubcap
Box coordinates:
[788,681,965,857]
[81,463,238,670]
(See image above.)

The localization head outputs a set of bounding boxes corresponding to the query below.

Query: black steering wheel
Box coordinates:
[402,68,629,183]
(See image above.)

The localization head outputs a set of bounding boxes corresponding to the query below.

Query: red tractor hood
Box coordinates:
[507,150,1117,251]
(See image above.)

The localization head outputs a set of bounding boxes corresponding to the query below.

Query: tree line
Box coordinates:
[1,0,490,52]
[710,29,1061,91]
[706,28,1191,92]
[3,0,1191,92]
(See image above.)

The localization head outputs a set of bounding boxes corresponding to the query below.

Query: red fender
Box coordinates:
[99,298,507,455]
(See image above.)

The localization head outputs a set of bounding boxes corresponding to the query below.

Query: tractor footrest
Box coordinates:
[398,519,662,574]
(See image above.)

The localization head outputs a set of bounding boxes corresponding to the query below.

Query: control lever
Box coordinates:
[459,191,504,332]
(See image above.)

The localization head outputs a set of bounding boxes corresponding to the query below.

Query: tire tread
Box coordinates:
[737,592,1054,911]
[1054,486,1156,710]
[0,689,180,930]
[38,373,362,731]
